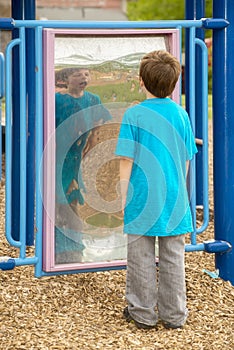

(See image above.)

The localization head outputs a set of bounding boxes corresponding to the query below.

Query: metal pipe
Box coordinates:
[213,0,234,285]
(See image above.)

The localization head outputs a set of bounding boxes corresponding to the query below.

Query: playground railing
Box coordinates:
[0,18,231,278]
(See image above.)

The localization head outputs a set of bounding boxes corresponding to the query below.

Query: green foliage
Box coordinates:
[208,66,212,95]
[86,81,145,104]
[127,0,212,23]
[205,0,213,17]
[127,0,184,21]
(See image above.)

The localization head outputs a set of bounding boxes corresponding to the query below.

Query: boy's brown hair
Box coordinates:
[139,50,181,98]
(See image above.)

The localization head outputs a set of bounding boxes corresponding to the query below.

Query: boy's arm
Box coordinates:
[119,157,133,213]
[186,161,189,176]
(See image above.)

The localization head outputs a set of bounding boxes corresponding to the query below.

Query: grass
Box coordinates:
[0,94,213,126]
[85,212,123,228]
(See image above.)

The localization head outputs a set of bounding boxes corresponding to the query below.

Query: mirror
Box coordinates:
[42,29,180,272]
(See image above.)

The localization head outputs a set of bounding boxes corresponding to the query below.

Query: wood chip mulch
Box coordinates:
[0,121,234,350]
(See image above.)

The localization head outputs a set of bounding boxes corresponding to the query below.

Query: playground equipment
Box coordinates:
[0,0,233,285]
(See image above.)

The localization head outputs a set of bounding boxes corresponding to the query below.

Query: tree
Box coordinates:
[127,0,184,21]
[127,0,212,21]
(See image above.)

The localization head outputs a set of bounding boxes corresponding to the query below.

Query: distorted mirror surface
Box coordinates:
[51,31,178,267]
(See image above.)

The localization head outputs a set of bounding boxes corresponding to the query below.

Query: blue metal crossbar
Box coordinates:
[0,18,231,277]
[13,19,205,29]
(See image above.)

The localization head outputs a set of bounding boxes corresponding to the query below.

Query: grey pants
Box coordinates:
[126,234,188,327]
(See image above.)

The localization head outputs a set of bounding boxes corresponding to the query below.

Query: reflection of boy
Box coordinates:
[115,51,197,329]
[55,68,68,93]
[55,67,111,263]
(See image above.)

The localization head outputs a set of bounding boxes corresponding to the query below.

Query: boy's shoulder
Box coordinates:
[124,98,188,120]
[84,90,100,100]
[126,98,186,114]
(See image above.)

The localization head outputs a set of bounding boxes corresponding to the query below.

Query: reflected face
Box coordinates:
[68,69,91,90]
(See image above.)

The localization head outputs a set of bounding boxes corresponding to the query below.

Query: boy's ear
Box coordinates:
[139,77,144,88]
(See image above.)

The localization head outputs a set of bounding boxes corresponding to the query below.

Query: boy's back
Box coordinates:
[116,97,196,236]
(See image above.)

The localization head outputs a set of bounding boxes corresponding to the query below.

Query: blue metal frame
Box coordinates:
[5,36,21,249]
[213,0,234,284]
[0,52,4,179]
[10,0,36,246]
[25,0,36,246]
[34,25,43,277]
[0,20,208,277]
[185,0,205,207]
[11,0,23,244]
[0,17,232,283]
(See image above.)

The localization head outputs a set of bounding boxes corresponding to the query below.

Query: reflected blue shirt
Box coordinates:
[56,91,111,204]
[115,98,197,236]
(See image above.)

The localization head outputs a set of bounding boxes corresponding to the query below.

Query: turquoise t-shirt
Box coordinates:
[115,98,197,236]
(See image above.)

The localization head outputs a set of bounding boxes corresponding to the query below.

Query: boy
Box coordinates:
[55,67,111,263]
[115,50,197,329]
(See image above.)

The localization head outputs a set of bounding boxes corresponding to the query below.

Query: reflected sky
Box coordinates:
[55,36,167,66]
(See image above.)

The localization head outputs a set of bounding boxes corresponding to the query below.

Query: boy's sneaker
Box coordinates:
[123,307,156,330]
[163,322,183,329]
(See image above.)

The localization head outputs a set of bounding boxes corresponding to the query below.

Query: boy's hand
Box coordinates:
[121,198,126,215]
[119,157,133,215]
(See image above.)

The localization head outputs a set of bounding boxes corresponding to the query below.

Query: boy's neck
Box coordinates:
[145,92,169,99]
[67,88,84,98]
[145,90,158,99]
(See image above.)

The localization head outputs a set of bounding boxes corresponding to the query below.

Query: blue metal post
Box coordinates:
[213,0,234,285]
[0,52,4,179]
[185,0,205,206]
[11,0,35,245]
[34,25,43,277]
[11,0,23,242]
[25,0,36,246]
